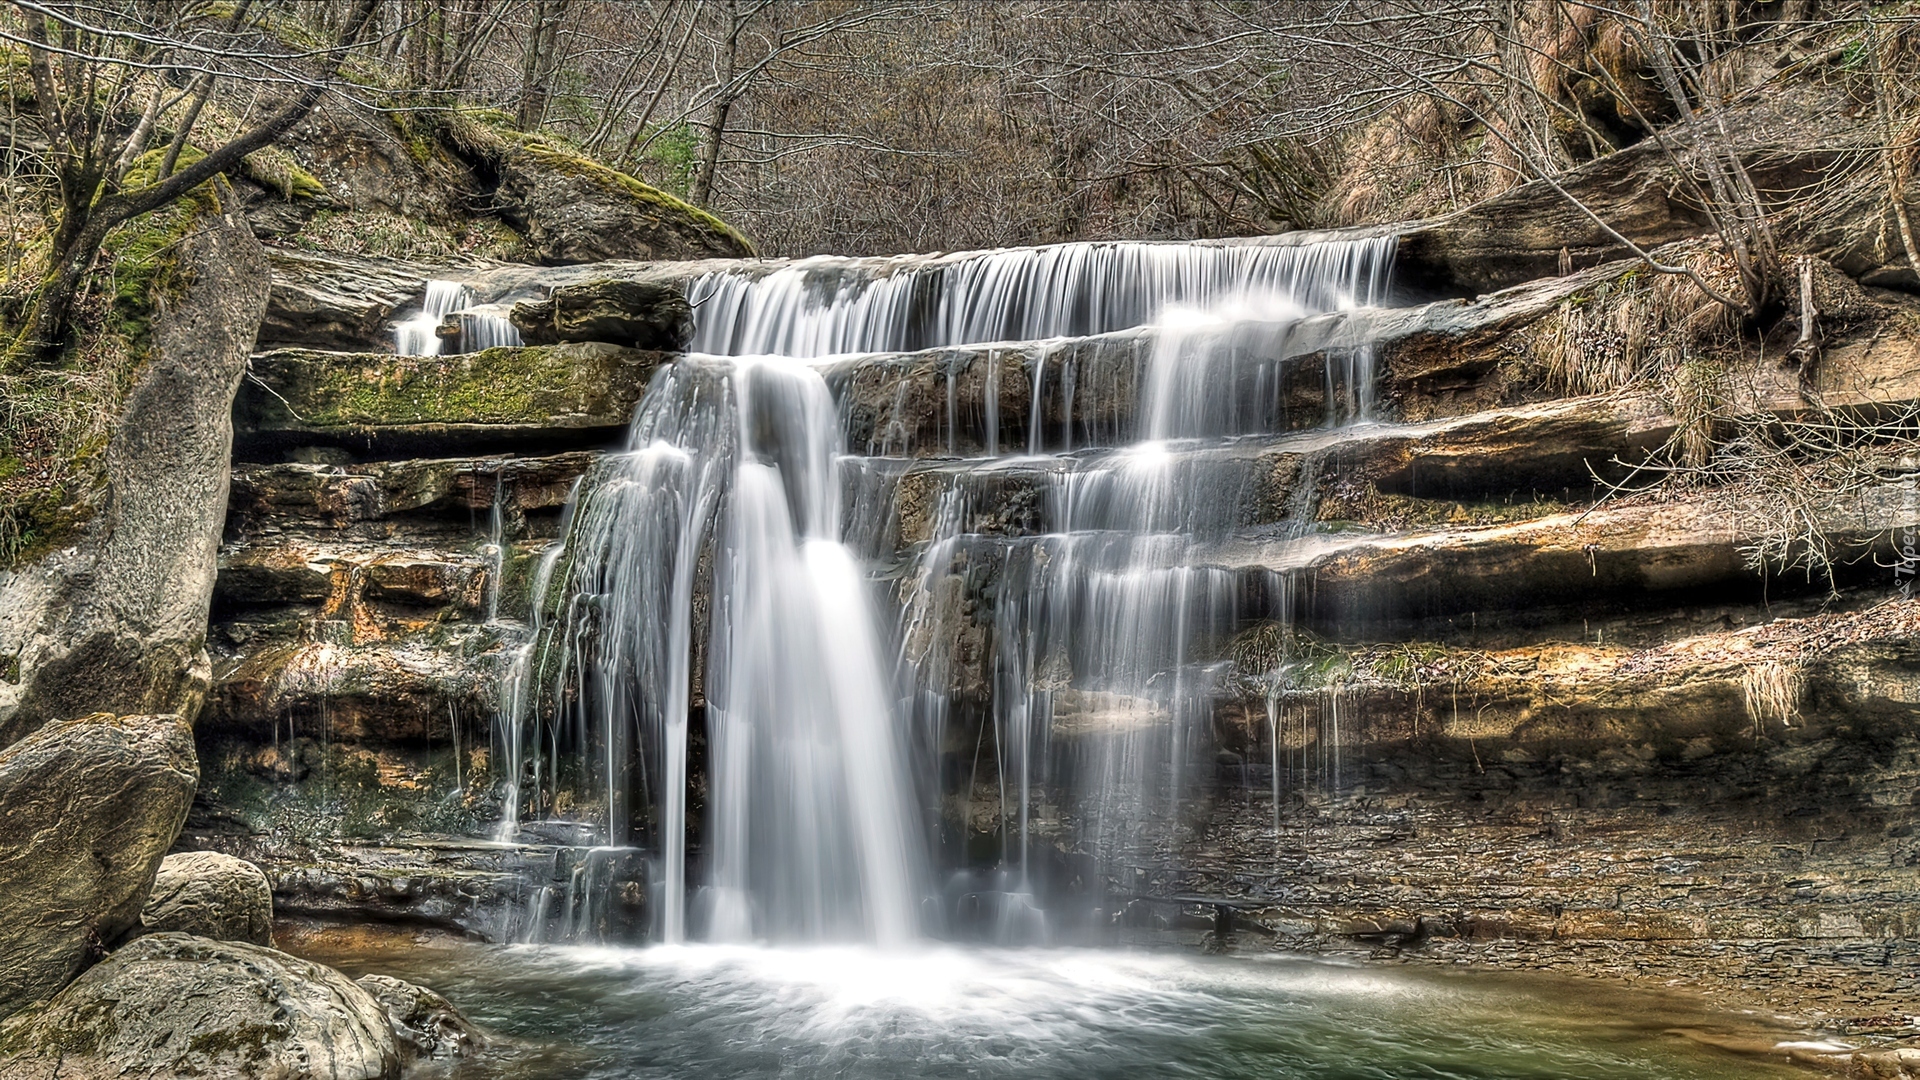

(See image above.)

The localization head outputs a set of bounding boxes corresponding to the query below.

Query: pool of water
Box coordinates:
[298,935,1807,1079]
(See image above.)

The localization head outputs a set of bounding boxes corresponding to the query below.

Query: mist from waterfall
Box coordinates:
[499,235,1396,947]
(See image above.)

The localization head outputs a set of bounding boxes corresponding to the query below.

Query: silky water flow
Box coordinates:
[494,235,1397,947]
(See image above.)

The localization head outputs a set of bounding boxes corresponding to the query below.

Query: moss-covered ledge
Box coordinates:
[234,343,670,459]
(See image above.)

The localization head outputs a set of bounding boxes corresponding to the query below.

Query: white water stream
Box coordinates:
[497,235,1396,945]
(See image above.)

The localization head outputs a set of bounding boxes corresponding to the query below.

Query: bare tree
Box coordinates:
[4,0,378,364]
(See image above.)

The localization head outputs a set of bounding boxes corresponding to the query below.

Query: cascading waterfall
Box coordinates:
[498,356,923,945]
[499,235,1396,947]
[688,236,1393,358]
[395,279,524,356]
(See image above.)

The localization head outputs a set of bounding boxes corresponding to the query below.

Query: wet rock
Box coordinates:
[141,851,274,946]
[494,142,753,264]
[0,200,269,745]
[261,249,450,352]
[235,343,671,459]
[511,278,692,350]
[355,974,490,1061]
[0,933,399,1080]
[0,713,198,1019]
[227,452,594,531]
[201,632,500,749]
[176,833,585,942]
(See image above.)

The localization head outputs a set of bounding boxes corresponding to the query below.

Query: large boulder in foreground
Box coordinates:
[494,141,754,264]
[0,934,399,1080]
[0,713,197,1019]
[141,851,274,946]
[0,197,271,746]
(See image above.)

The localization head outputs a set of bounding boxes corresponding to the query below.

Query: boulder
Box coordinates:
[0,934,400,1080]
[0,198,270,746]
[141,851,274,945]
[493,142,754,265]
[511,278,692,350]
[354,974,489,1061]
[0,713,198,1019]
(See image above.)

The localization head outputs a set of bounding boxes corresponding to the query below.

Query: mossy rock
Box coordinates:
[235,343,672,456]
[493,141,754,265]
[240,342,667,428]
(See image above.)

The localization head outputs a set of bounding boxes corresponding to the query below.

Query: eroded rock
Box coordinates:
[141,851,274,946]
[0,713,197,1019]
[494,142,753,265]
[354,974,489,1061]
[0,200,270,745]
[511,278,692,350]
[0,934,399,1080]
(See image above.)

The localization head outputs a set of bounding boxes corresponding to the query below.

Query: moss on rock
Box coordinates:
[239,342,671,434]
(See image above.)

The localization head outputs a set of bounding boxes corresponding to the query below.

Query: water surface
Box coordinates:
[301,938,1805,1079]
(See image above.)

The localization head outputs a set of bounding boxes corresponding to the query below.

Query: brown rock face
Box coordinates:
[493,143,754,265]
[0,201,270,747]
[0,713,197,1020]
[140,851,275,946]
[0,934,400,1080]
[511,278,692,350]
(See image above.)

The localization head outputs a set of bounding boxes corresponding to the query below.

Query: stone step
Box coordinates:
[1267,479,1920,623]
[202,630,499,749]
[230,451,595,532]
[235,344,668,461]
[216,537,494,613]
[1205,602,1920,766]
[259,248,449,352]
[867,393,1680,553]
[908,479,1920,643]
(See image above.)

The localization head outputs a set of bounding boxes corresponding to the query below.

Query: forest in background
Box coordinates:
[5,0,1905,261]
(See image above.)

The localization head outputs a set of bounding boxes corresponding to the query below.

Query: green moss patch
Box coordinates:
[240,343,668,432]
[0,187,224,568]
[517,140,756,255]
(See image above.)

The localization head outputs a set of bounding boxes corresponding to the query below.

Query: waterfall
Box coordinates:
[500,233,1395,946]
[395,279,524,356]
[498,356,923,945]
[688,237,1394,358]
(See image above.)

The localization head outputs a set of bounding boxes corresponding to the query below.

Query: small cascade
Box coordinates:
[496,356,924,945]
[501,231,1398,946]
[395,279,524,356]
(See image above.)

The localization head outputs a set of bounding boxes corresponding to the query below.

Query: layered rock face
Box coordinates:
[191,85,1920,1023]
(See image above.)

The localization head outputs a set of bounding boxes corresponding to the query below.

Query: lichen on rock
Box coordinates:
[0,934,401,1080]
